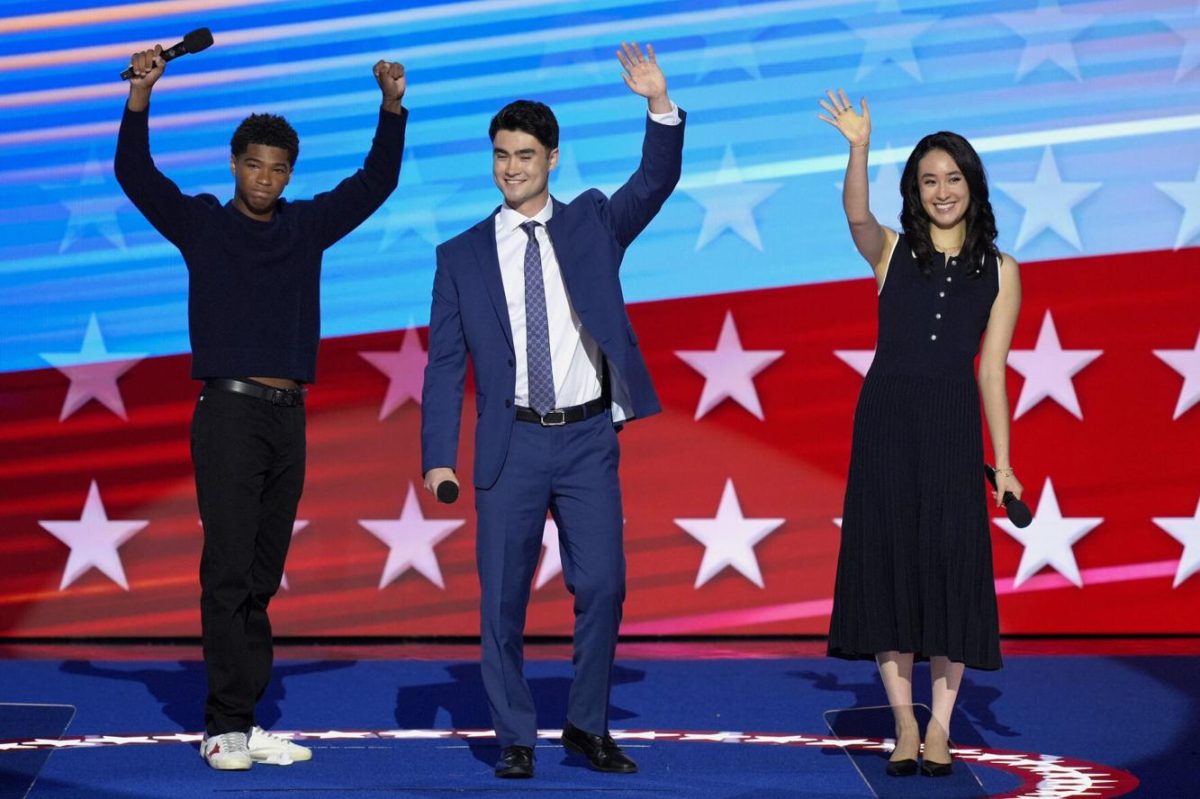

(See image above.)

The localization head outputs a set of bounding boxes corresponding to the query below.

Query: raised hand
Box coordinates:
[616,41,670,113]
[126,45,166,91]
[373,60,406,110]
[818,89,870,148]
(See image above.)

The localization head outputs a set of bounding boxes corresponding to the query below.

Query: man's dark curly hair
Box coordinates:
[230,113,300,165]
[489,100,558,151]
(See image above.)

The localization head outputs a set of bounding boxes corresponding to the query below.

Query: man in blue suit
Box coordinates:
[420,42,684,779]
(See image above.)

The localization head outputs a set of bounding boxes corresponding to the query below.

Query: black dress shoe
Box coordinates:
[560,720,638,773]
[494,745,534,778]
[886,758,918,777]
[920,758,954,777]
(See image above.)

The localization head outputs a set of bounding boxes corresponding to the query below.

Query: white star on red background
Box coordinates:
[675,479,785,589]
[1154,332,1200,420]
[39,314,146,421]
[38,480,149,590]
[279,520,308,590]
[359,483,464,589]
[360,327,427,420]
[676,311,784,421]
[1007,310,1102,420]
[1153,498,1200,588]
[993,477,1103,588]
[535,518,562,591]
[834,349,875,378]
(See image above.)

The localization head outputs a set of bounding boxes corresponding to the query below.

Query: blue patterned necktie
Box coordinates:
[520,220,556,415]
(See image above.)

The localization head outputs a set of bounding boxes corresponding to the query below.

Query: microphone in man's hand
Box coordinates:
[436,481,459,504]
[984,464,1032,528]
[120,28,214,80]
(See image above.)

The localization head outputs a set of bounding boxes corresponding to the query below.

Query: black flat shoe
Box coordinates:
[494,745,534,778]
[920,758,954,777]
[561,720,638,773]
[886,758,918,777]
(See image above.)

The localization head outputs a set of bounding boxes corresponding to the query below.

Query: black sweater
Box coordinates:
[115,104,407,382]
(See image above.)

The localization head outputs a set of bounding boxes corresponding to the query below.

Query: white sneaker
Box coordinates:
[201,731,252,771]
[247,726,312,765]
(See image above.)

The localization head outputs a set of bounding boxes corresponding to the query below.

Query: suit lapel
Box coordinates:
[545,197,587,314]
[471,210,514,353]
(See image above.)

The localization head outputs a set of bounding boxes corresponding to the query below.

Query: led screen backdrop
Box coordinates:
[2,0,1198,637]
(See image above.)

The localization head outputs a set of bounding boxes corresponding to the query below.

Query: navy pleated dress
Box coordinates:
[827,234,1003,670]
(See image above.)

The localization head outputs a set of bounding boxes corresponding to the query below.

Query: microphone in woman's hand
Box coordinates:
[984,464,1032,528]
[436,480,459,504]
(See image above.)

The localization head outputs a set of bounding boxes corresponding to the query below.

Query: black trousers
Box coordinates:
[191,385,306,735]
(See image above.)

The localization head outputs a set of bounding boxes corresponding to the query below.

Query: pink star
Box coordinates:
[40,314,146,421]
[359,483,464,589]
[1007,310,1101,420]
[39,480,149,590]
[360,328,427,420]
[676,311,784,420]
[534,518,562,591]
[1154,332,1200,420]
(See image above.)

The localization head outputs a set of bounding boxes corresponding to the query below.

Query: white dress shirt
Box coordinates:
[495,104,682,414]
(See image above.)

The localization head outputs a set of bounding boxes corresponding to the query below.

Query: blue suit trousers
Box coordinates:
[475,411,625,748]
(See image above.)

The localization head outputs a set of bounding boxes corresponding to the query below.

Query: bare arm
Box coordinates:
[818,90,892,281]
[978,253,1023,505]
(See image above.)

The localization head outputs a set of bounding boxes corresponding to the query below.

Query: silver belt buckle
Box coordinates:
[540,409,567,427]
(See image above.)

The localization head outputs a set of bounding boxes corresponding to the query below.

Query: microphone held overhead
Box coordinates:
[436,481,460,504]
[984,464,1032,528]
[120,28,214,80]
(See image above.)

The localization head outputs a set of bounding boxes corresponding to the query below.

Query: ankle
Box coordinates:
[924,723,949,744]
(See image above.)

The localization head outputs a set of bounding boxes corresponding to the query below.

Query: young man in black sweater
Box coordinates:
[115,45,407,770]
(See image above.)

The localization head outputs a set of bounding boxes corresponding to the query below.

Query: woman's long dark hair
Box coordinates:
[899,131,998,279]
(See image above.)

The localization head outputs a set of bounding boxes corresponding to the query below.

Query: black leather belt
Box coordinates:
[515,396,606,426]
[205,378,306,407]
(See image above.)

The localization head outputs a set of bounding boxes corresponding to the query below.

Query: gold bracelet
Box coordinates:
[994,467,1015,476]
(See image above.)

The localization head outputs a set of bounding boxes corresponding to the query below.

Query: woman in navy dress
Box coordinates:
[819,89,1024,777]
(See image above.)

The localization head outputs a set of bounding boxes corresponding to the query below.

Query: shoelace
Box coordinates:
[212,731,248,753]
[250,727,294,748]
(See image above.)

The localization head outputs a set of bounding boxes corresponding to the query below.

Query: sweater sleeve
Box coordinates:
[309,107,408,250]
[114,105,203,251]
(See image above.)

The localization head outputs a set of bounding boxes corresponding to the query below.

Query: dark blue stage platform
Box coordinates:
[0,641,1193,798]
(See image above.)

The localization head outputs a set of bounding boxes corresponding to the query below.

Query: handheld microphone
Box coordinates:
[984,464,1032,528]
[120,28,214,80]
[436,481,460,504]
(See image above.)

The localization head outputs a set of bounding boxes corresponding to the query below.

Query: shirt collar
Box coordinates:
[497,196,554,233]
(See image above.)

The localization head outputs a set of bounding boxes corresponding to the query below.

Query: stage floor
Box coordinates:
[1,639,1194,798]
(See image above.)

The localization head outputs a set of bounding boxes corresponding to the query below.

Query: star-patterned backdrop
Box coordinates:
[2,0,1198,637]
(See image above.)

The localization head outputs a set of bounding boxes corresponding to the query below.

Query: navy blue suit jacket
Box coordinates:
[421,110,686,489]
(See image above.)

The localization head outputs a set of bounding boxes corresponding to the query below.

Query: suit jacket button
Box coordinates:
[504,399,512,408]
[508,358,514,367]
